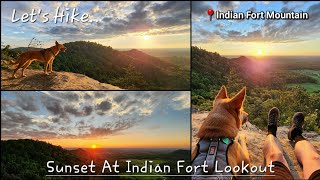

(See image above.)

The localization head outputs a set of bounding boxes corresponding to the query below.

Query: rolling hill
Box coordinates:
[10,41,189,90]
[191,46,320,132]
[1,139,82,179]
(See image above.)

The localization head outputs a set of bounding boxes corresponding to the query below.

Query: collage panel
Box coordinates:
[1,91,191,178]
[191,1,320,179]
[1,1,320,180]
[1,1,190,90]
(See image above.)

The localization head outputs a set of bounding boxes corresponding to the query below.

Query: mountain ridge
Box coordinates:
[9,41,190,90]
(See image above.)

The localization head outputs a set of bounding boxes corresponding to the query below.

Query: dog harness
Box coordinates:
[40,48,56,60]
[192,137,234,180]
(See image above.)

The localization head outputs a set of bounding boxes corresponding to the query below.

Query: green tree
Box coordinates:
[111,64,148,89]
[226,68,245,95]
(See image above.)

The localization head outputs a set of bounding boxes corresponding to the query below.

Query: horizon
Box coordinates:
[192,1,320,56]
[1,139,189,149]
[194,46,320,58]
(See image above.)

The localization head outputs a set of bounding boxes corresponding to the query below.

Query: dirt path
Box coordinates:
[1,69,121,90]
[192,112,320,179]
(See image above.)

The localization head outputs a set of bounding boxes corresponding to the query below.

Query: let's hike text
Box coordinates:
[11,7,94,23]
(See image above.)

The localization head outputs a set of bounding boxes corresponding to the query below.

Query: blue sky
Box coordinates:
[192,1,320,56]
[1,91,190,148]
[1,1,190,49]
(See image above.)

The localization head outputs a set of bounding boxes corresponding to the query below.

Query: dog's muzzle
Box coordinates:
[62,47,67,52]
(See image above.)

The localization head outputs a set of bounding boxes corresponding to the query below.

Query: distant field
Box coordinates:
[118,48,190,58]
[287,70,320,92]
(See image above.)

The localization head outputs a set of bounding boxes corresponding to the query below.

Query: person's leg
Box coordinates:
[263,134,289,169]
[288,112,320,179]
[263,108,294,180]
[264,107,290,168]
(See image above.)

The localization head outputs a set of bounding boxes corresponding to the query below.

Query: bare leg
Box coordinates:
[295,139,320,179]
[263,134,290,169]
[288,112,320,179]
[21,61,32,77]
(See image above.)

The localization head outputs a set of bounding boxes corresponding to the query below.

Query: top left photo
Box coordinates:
[1,1,190,90]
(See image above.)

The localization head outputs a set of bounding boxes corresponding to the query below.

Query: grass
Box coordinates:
[288,70,320,93]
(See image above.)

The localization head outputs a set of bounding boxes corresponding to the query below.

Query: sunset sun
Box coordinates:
[256,49,263,56]
[91,144,97,149]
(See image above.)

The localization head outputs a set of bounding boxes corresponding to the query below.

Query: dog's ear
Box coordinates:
[55,41,59,45]
[229,87,246,110]
[215,85,228,100]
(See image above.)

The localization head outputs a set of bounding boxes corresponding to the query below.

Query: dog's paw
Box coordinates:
[22,74,27,77]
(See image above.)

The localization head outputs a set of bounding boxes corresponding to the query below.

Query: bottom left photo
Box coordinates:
[1,91,191,179]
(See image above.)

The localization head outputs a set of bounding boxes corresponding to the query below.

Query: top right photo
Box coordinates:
[191,1,319,179]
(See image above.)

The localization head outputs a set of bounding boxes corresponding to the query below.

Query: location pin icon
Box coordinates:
[207,9,214,21]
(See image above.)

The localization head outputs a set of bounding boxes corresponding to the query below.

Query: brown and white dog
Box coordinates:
[192,86,250,177]
[10,41,66,78]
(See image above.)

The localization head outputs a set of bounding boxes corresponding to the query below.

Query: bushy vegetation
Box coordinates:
[1,139,81,180]
[53,41,189,90]
[1,45,43,70]
[192,46,320,133]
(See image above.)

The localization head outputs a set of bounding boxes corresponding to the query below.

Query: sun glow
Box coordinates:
[256,49,263,56]
[91,144,97,149]
[143,35,150,41]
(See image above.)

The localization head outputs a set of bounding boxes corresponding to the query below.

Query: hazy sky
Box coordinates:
[192,1,320,56]
[1,1,190,49]
[1,91,190,148]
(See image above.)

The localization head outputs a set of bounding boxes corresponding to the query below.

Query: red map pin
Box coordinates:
[208,9,214,21]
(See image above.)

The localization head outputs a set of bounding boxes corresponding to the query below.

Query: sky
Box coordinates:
[1,91,190,149]
[192,1,320,56]
[1,1,190,49]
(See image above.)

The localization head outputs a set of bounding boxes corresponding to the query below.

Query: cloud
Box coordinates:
[192,1,211,16]
[171,92,190,110]
[1,111,33,129]
[42,97,65,116]
[1,91,189,140]
[47,26,81,35]
[217,1,240,11]
[1,1,190,41]
[15,92,39,111]
[113,94,127,103]
[96,99,112,115]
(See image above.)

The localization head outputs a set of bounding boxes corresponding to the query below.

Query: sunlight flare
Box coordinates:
[256,49,263,56]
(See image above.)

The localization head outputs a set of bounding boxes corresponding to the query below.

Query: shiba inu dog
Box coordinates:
[192,86,250,178]
[10,41,66,78]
